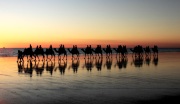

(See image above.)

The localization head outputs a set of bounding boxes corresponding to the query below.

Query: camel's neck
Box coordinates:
[68,49,72,53]
[81,49,86,53]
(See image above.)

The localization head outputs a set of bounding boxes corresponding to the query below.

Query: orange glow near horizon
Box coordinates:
[0,1,180,48]
[1,38,180,48]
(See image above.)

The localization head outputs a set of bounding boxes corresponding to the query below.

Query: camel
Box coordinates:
[152,45,158,56]
[45,45,55,60]
[33,45,45,61]
[103,45,112,57]
[92,45,103,58]
[68,45,79,59]
[22,48,35,61]
[143,46,151,56]
[17,50,24,62]
[114,45,128,58]
[130,45,144,57]
[54,44,67,60]
[81,45,93,58]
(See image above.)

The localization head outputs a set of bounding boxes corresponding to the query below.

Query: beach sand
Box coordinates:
[0,52,180,104]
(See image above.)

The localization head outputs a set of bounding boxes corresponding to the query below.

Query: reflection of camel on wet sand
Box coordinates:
[95,57,103,71]
[34,60,45,76]
[82,58,94,71]
[18,61,24,73]
[145,55,151,66]
[81,45,93,59]
[153,55,158,66]
[131,56,143,67]
[46,60,55,75]
[54,44,67,60]
[24,60,34,77]
[92,45,103,58]
[68,45,79,59]
[114,57,128,69]
[114,45,128,58]
[103,45,112,57]
[55,60,67,75]
[68,58,80,73]
[104,57,112,70]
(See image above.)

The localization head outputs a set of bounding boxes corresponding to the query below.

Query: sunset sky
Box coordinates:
[0,0,180,48]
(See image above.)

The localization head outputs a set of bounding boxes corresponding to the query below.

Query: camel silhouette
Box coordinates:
[114,45,128,58]
[130,45,144,57]
[68,45,79,59]
[92,45,103,58]
[144,46,151,56]
[152,45,158,56]
[54,44,67,60]
[22,47,35,61]
[45,45,55,61]
[103,45,112,57]
[17,50,24,62]
[81,45,93,59]
[33,45,45,61]
[54,59,67,75]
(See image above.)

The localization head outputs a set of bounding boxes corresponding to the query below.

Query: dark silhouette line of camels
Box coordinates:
[17,44,158,62]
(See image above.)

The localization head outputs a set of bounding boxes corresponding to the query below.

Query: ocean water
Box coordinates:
[0,51,180,104]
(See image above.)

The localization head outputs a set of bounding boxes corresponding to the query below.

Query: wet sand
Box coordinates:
[0,52,180,104]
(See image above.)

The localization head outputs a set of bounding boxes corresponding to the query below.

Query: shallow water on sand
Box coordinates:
[0,53,180,104]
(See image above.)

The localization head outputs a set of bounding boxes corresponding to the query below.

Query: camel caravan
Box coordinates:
[17,44,158,62]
